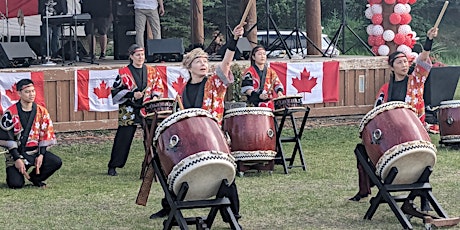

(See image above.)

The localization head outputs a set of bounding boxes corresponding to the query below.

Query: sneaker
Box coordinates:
[108,167,118,176]
[426,124,440,134]
[149,208,169,219]
[99,53,106,60]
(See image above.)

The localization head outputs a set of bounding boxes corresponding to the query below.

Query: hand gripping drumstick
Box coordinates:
[434,1,449,29]
[175,94,185,110]
[233,0,255,39]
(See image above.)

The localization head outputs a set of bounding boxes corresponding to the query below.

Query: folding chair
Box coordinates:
[354,144,459,229]
[273,107,309,174]
[151,153,241,230]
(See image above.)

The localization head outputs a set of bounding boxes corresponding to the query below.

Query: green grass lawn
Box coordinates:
[0,125,459,230]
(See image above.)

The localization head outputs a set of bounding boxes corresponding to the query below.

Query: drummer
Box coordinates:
[149,24,244,227]
[241,45,284,109]
[107,44,165,176]
[349,27,438,202]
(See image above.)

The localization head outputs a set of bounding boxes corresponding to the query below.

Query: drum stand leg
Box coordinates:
[274,107,310,174]
[354,144,452,230]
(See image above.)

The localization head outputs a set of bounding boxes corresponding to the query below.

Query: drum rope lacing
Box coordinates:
[359,102,415,133]
[223,107,274,119]
[231,150,277,161]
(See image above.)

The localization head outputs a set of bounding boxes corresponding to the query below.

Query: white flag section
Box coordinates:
[75,69,119,112]
[74,66,190,112]
[270,61,339,104]
[0,71,46,115]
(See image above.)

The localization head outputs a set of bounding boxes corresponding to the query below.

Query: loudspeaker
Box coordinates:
[113,0,135,17]
[113,19,136,60]
[57,41,88,60]
[423,66,460,107]
[0,42,37,68]
[146,38,185,62]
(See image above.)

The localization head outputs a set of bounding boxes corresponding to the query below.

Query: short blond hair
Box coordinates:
[182,48,208,69]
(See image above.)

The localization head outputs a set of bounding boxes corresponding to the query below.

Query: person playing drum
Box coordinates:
[350,27,438,202]
[107,44,165,176]
[149,24,244,227]
[241,45,284,109]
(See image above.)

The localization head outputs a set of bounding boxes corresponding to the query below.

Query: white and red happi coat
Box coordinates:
[241,66,284,109]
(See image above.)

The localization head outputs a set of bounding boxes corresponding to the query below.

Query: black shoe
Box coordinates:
[349,193,368,201]
[99,53,106,60]
[149,208,169,219]
[108,167,118,176]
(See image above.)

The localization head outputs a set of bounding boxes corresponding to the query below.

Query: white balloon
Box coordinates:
[372,25,384,36]
[365,7,373,20]
[394,3,406,14]
[398,25,412,35]
[405,4,411,14]
[366,24,375,35]
[383,30,395,41]
[378,45,390,56]
[371,4,383,14]
[410,52,419,60]
[397,45,412,55]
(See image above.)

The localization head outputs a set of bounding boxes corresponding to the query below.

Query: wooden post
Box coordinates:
[382,2,397,54]
[242,0,257,47]
[191,0,204,47]
[305,0,322,55]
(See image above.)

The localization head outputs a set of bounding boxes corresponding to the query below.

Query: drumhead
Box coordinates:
[167,150,236,200]
[224,107,274,119]
[376,140,437,184]
[439,100,460,109]
[359,102,414,134]
[154,108,216,143]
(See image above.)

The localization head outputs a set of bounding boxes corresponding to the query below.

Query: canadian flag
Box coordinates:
[74,66,190,112]
[156,66,190,98]
[0,71,45,114]
[270,61,340,104]
[0,0,38,18]
[75,69,119,112]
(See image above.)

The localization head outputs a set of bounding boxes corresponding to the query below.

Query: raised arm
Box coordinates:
[418,27,438,63]
[219,24,245,79]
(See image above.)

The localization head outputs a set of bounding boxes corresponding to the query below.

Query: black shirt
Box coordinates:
[185,82,202,109]
[389,77,408,102]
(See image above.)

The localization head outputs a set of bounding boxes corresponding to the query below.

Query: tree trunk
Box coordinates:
[305,0,322,55]
[191,0,204,47]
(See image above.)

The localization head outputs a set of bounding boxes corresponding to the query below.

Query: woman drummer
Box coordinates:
[241,45,284,109]
[149,24,244,228]
[350,27,438,202]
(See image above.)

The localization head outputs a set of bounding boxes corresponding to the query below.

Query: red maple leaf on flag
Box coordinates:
[292,67,318,93]
[5,84,20,101]
[172,75,187,95]
[93,81,111,99]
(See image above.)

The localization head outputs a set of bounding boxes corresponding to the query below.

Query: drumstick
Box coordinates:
[234,0,255,39]
[175,94,185,110]
[434,1,449,28]
[24,171,30,180]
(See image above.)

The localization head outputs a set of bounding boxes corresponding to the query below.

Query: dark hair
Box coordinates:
[249,45,266,65]
[16,79,34,91]
[388,51,406,67]
[128,44,143,55]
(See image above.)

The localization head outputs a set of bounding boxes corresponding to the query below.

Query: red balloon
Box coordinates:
[373,0,383,3]
[408,0,417,4]
[372,14,383,25]
[397,0,409,3]
[372,46,379,55]
[368,36,375,46]
[384,0,396,4]
[394,33,406,45]
[400,13,412,24]
[389,13,401,25]
[375,36,385,46]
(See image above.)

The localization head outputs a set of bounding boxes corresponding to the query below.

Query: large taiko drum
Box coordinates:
[438,100,460,143]
[222,107,276,161]
[272,95,303,114]
[359,102,437,184]
[154,108,236,200]
[142,98,175,121]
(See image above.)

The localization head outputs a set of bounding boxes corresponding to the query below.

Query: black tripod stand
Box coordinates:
[325,0,374,57]
[286,0,324,57]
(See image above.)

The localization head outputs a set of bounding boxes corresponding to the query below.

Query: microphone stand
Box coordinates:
[5,0,9,42]
[42,0,57,66]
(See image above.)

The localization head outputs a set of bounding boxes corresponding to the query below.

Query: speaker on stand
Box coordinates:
[112,0,136,60]
[0,42,37,68]
[146,38,185,62]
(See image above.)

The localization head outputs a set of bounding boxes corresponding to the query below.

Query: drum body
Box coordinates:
[359,102,437,184]
[154,108,236,200]
[142,98,174,121]
[223,107,276,161]
[438,100,460,143]
[272,95,303,114]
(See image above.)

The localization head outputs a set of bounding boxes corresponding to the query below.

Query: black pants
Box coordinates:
[108,125,137,169]
[6,151,62,189]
